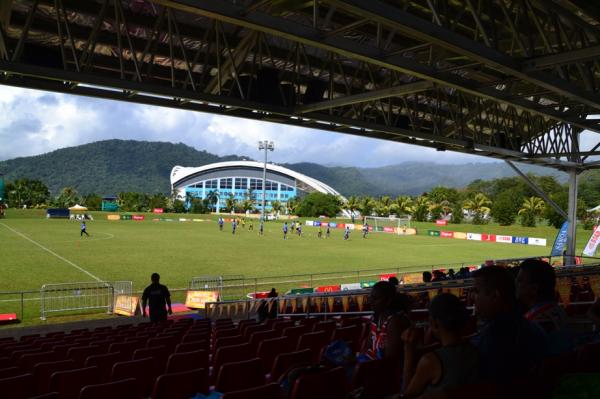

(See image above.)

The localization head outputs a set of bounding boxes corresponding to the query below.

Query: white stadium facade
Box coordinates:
[170,161,348,215]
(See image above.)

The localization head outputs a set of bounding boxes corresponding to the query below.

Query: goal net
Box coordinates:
[364,215,411,235]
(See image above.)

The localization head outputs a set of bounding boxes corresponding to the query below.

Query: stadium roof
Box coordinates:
[0,0,599,170]
[171,160,344,198]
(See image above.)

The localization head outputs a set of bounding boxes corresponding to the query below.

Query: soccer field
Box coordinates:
[0,209,586,326]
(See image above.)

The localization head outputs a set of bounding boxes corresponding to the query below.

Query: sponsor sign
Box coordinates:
[481,234,496,242]
[132,215,144,221]
[179,218,188,222]
[185,290,219,309]
[428,230,441,237]
[305,221,314,226]
[496,235,513,243]
[153,208,164,214]
[401,273,424,285]
[251,292,270,299]
[121,215,132,221]
[436,220,448,226]
[337,223,346,229]
[512,236,529,245]
[551,221,569,256]
[467,233,482,241]
[113,295,140,316]
[359,281,377,288]
[314,285,341,293]
[440,231,454,238]
[396,228,417,236]
[341,283,362,291]
[379,273,397,281]
[453,232,467,239]
[329,223,337,228]
[383,227,395,233]
[528,238,547,246]
[290,288,315,295]
[107,214,120,221]
[374,226,384,232]
[192,219,203,222]
[583,225,600,256]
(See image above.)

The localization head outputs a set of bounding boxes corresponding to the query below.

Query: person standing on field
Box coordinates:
[80,221,90,237]
[283,222,288,239]
[218,217,224,231]
[142,273,172,323]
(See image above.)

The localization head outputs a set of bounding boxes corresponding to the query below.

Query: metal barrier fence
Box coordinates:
[40,281,131,320]
[0,290,40,322]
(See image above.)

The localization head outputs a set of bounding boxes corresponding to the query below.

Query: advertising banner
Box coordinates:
[428,230,441,237]
[289,288,315,295]
[341,283,362,291]
[467,233,482,241]
[314,285,341,293]
[374,226,384,232]
[107,214,121,221]
[121,214,132,221]
[512,236,529,245]
[113,295,140,316]
[436,220,448,226]
[551,221,569,256]
[359,281,377,288]
[185,290,219,309]
[440,231,454,238]
[528,238,547,246]
[305,221,314,226]
[132,215,144,221]
[481,234,496,242]
[401,273,424,285]
[379,273,397,281]
[583,225,600,256]
[453,232,467,239]
[153,208,164,214]
[329,222,337,228]
[396,228,417,236]
[383,227,395,233]
[337,223,346,229]
[496,235,513,243]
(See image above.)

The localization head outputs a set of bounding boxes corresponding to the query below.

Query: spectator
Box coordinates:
[267,288,278,298]
[432,270,446,281]
[471,266,547,382]
[388,276,399,287]
[365,281,410,361]
[447,269,456,280]
[402,294,479,398]
[422,271,432,283]
[516,259,573,354]
[142,273,172,323]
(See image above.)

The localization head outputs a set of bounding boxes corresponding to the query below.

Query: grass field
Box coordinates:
[0,209,592,327]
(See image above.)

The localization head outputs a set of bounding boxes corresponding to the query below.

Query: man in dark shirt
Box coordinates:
[142,273,172,322]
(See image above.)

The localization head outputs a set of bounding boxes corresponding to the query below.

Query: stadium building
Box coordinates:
[170,161,346,214]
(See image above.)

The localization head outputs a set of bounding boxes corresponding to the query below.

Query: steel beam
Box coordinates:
[323,0,600,112]
[523,45,600,71]
[295,80,434,114]
[150,0,600,134]
[566,169,579,265]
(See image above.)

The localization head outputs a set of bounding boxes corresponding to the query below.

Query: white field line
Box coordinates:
[0,222,103,282]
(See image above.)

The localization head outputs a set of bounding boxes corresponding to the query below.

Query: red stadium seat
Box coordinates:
[350,358,401,399]
[270,349,313,382]
[298,318,319,329]
[165,349,208,373]
[272,320,294,333]
[28,392,60,399]
[111,357,157,398]
[78,377,139,399]
[256,337,295,372]
[132,345,169,373]
[215,358,265,393]
[147,336,177,351]
[17,351,59,371]
[84,352,122,382]
[249,329,280,350]
[107,342,137,361]
[0,373,34,399]
[32,359,77,394]
[243,324,272,340]
[313,321,336,338]
[221,383,282,399]
[332,325,360,343]
[213,343,255,375]
[282,326,308,345]
[289,366,347,399]
[182,332,210,343]
[0,356,10,368]
[214,335,246,353]
[238,319,260,334]
[296,331,330,360]
[0,366,24,379]
[175,340,209,353]
[67,346,104,367]
[213,328,239,341]
[49,366,99,399]
[150,368,209,399]
[340,317,363,328]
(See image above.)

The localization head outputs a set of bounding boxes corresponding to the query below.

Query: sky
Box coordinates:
[0,86,597,167]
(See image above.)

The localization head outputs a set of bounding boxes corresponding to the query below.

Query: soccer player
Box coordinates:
[141,273,172,323]
[297,224,302,236]
[80,220,90,237]
[344,225,350,240]
[218,217,224,231]
[259,221,264,235]
[326,225,330,238]
[291,221,296,232]
[362,223,369,238]
[248,221,253,231]
[232,219,237,235]
[283,222,288,239]
[318,228,323,238]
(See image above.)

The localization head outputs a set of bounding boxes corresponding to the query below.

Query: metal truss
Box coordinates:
[1,0,600,170]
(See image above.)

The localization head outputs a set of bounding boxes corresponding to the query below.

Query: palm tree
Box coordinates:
[345,196,359,217]
[394,196,413,216]
[358,197,376,218]
[518,196,545,227]
[271,200,283,216]
[206,190,220,210]
[408,195,430,222]
[463,193,492,224]
[286,197,300,215]
[225,193,237,213]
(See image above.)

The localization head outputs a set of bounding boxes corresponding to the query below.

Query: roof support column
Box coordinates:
[566,169,579,266]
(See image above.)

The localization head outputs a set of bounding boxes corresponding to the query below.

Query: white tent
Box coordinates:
[68,204,88,212]
[587,205,600,213]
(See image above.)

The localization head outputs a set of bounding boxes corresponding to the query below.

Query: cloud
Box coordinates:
[3,86,591,167]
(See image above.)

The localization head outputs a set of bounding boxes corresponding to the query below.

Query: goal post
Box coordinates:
[364,215,411,235]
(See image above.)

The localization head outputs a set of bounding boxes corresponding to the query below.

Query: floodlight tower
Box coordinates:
[258,140,274,221]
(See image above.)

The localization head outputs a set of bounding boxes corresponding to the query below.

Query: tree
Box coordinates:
[189,197,208,214]
[224,193,237,213]
[491,190,520,226]
[358,197,376,217]
[345,196,359,218]
[463,193,491,224]
[394,196,413,216]
[543,192,587,228]
[148,194,167,210]
[296,192,342,217]
[54,187,80,208]
[271,200,283,215]
[409,195,430,222]
[205,190,220,211]
[6,178,50,208]
[172,199,186,213]
[82,193,102,211]
[519,196,545,227]
[429,186,460,205]
[450,201,464,224]
[286,197,300,215]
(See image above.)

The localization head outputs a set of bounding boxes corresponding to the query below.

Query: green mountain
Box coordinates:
[0,139,566,196]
